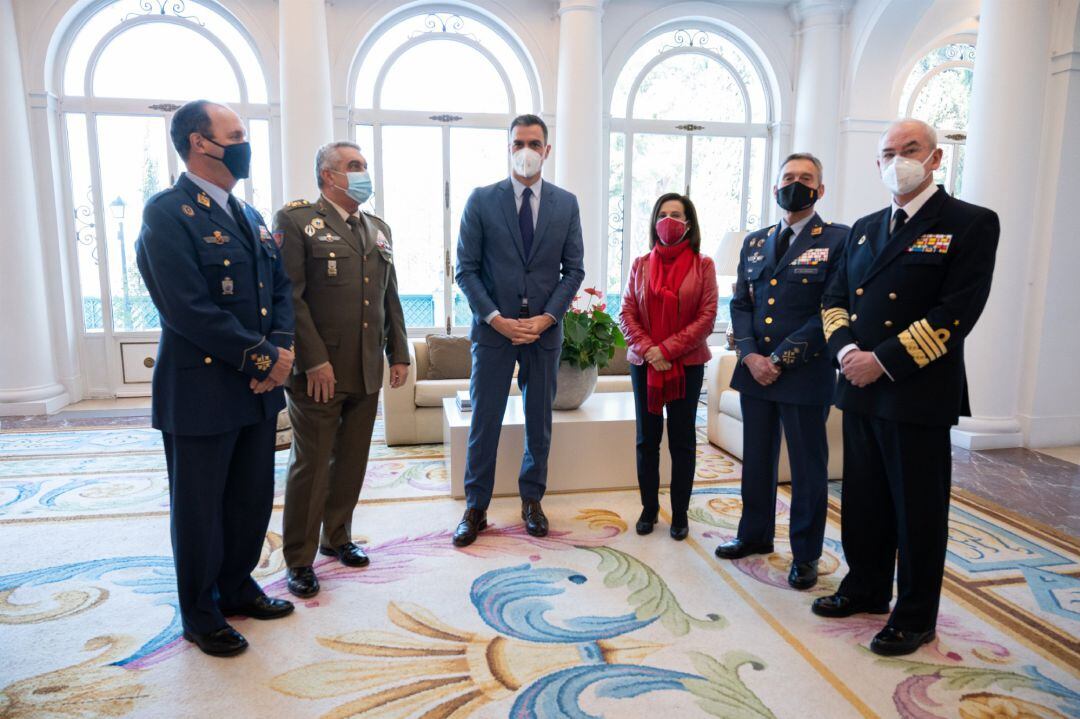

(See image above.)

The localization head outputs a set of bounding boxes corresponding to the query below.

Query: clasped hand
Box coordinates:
[744,353,780,387]
[643,346,672,372]
[249,346,294,394]
[492,315,554,345]
[841,349,884,387]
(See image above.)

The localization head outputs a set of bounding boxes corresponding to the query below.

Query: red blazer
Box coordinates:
[619,253,718,366]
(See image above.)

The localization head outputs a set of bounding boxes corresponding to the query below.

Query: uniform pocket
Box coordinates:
[311,244,357,286]
[196,248,249,302]
[901,253,947,265]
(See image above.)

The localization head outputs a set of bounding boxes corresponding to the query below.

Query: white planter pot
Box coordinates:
[553,363,598,410]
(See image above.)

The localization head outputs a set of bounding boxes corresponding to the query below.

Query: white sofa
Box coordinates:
[382,337,634,446]
[706,349,844,481]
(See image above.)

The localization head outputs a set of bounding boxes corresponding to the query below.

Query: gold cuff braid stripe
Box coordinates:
[908,321,942,360]
[898,330,930,368]
[821,308,850,342]
[900,318,952,367]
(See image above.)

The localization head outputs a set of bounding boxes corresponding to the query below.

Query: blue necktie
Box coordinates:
[519,187,534,258]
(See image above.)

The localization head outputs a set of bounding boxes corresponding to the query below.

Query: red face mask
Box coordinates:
[656,216,688,246]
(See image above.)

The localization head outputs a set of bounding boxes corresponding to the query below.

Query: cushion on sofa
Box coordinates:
[425,334,472,380]
[718,390,743,421]
[599,345,630,376]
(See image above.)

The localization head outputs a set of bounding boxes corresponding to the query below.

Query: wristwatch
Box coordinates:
[769,353,783,367]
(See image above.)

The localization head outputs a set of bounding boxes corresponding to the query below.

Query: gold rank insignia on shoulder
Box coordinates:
[181,204,195,217]
[858,235,867,245]
[311,217,325,230]
[251,353,272,372]
[196,192,211,208]
[908,234,953,254]
[221,276,234,295]
[304,224,316,237]
[811,226,823,236]
[286,199,309,208]
[203,231,230,244]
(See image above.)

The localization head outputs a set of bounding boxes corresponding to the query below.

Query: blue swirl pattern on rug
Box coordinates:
[471,563,653,642]
[509,664,699,718]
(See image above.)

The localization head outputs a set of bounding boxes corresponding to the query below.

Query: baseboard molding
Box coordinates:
[1018,413,1080,448]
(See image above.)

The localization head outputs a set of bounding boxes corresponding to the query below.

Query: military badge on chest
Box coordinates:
[907,234,952,254]
[327,259,338,278]
[221,276,234,296]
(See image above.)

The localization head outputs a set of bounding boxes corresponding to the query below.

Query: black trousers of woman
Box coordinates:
[629,362,705,526]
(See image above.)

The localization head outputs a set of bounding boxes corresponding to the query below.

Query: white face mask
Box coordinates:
[512,147,544,179]
[881,153,935,195]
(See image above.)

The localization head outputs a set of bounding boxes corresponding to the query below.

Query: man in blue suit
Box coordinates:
[452,114,585,546]
[715,153,848,591]
[136,100,296,656]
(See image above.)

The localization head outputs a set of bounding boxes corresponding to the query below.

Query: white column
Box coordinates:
[0,0,69,415]
[554,0,604,292]
[278,0,334,202]
[953,0,1053,449]
[790,0,846,218]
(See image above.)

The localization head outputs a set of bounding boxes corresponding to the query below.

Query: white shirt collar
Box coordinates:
[185,171,232,215]
[779,213,815,239]
[322,194,359,223]
[892,183,940,221]
[510,174,542,200]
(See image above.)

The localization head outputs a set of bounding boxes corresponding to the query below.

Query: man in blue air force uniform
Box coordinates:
[136,100,296,657]
[452,114,585,547]
[812,119,999,656]
[716,153,848,591]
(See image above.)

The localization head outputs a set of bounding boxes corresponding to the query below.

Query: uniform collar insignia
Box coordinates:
[196,192,211,208]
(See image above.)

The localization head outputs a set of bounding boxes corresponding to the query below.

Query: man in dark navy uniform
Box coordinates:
[136,100,296,657]
[812,119,999,656]
[715,153,848,591]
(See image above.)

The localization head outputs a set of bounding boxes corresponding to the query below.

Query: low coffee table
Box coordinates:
[443,391,670,499]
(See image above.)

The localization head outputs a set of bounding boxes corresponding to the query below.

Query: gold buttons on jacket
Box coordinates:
[363,322,369,328]
[884,320,893,328]
[364,299,370,306]
[261,307,268,316]
[767,298,775,305]
[764,317,773,324]
[802,278,808,284]
[889,293,898,300]
[223,259,231,267]
[259,282,264,289]
[329,252,336,258]
[204,356,213,365]
[364,277,370,284]
[770,279,778,286]
[850,314,858,321]
[856,288,864,296]
[764,336,771,343]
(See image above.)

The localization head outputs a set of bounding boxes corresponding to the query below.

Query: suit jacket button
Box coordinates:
[364,299,370,306]
[764,336,771,343]
[364,277,370,283]
[770,279,778,286]
[767,298,775,305]
[204,356,213,365]
[261,307,268,316]
[764,317,773,324]
[884,320,893,327]
[850,314,858,321]
[802,278,808,284]
[363,322,369,328]
[329,252,336,258]
[223,259,231,267]
[889,293,898,300]
[259,282,264,288]
[856,288,864,296]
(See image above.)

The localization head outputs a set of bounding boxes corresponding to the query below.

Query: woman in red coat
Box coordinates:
[620,193,718,540]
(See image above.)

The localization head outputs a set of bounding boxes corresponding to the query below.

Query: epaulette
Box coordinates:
[284,199,311,210]
[361,209,386,224]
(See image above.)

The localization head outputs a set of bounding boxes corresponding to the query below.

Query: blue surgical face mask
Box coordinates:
[333,170,373,204]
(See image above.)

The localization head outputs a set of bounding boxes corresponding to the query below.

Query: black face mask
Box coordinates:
[776,181,818,212]
[203,135,252,180]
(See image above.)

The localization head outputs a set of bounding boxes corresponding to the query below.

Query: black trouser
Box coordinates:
[162,417,276,635]
[837,411,952,632]
[737,394,830,563]
[629,362,704,523]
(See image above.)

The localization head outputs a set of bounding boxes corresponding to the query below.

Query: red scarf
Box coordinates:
[645,240,695,415]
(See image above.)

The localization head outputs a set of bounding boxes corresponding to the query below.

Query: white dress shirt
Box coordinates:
[837,182,941,378]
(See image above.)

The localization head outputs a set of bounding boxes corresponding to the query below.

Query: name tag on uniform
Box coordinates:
[327,259,338,277]
[792,247,829,265]
[908,234,952,253]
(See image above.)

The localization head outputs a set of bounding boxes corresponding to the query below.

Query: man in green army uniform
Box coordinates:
[275,141,409,598]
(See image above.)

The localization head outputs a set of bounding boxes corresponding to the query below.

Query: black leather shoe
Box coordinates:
[522,499,549,538]
[714,538,774,559]
[220,594,294,620]
[183,625,247,657]
[787,561,819,590]
[453,508,487,547]
[811,593,890,618]
[636,509,659,535]
[286,566,319,599]
[870,626,936,656]
[320,542,370,568]
[670,520,689,541]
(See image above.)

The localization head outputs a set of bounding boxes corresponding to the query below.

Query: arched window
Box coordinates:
[898,42,975,196]
[607,26,774,324]
[60,0,274,337]
[349,8,541,331]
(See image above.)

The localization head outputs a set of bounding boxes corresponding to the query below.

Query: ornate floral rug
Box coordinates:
[0,413,1077,718]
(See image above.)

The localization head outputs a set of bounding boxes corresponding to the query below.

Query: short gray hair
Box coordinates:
[881,118,938,150]
[315,141,361,188]
[777,152,824,185]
